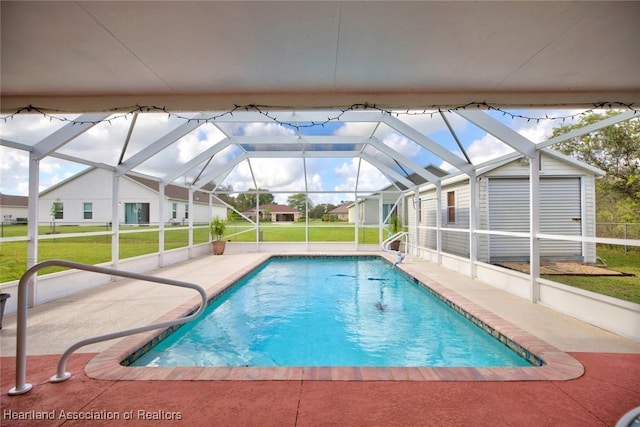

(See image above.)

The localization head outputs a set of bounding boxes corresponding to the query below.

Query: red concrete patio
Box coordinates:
[1,352,639,426]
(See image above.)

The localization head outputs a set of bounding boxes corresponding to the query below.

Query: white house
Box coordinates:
[38,168,227,226]
[405,150,604,263]
[0,193,29,224]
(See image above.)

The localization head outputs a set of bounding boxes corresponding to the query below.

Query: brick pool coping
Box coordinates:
[86,253,584,382]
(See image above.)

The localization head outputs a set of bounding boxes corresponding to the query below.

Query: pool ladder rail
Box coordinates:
[7,259,207,396]
[381,231,411,265]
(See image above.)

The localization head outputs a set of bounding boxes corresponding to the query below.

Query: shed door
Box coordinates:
[488,178,582,261]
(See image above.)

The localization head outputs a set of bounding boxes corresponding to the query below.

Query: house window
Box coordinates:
[184,203,189,219]
[52,202,63,219]
[172,203,177,219]
[446,191,456,223]
[83,202,93,219]
[382,204,393,221]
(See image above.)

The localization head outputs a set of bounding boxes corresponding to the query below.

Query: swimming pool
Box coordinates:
[131,256,532,368]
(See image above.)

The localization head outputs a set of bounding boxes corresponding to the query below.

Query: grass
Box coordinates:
[542,247,640,304]
[3,223,637,304]
[0,221,381,282]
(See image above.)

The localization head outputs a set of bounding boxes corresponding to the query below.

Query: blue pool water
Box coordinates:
[133,256,531,367]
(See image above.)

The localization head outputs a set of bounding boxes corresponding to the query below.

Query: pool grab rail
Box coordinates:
[7,259,208,396]
[382,231,410,253]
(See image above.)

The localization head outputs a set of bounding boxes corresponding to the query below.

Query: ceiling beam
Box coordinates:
[116,113,209,175]
[360,153,416,190]
[381,113,472,174]
[191,153,248,191]
[241,151,363,158]
[48,152,115,172]
[162,137,232,184]
[537,109,640,150]
[31,113,110,160]
[455,109,536,158]
[0,138,33,152]
[233,135,370,145]
[368,137,441,184]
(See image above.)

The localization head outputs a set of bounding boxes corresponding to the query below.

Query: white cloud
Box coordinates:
[379,132,421,158]
[394,110,468,135]
[333,158,391,192]
[0,147,29,195]
[242,122,295,137]
[511,109,584,144]
[334,122,377,137]
[440,134,514,170]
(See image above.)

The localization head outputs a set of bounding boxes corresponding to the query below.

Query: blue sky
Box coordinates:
[0,108,582,205]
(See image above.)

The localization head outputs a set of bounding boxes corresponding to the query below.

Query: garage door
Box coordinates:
[488,178,582,261]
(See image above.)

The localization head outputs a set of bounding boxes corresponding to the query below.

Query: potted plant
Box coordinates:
[209,215,227,255]
[388,214,402,251]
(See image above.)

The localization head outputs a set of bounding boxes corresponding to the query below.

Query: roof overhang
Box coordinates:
[2,1,639,113]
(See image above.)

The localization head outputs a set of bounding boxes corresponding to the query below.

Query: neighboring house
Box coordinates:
[405,150,604,263]
[38,168,227,225]
[348,192,404,226]
[349,165,448,225]
[0,193,29,224]
[243,204,301,222]
[328,202,351,221]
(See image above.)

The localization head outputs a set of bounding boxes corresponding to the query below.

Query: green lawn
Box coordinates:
[3,224,636,304]
[0,221,381,282]
[542,247,640,304]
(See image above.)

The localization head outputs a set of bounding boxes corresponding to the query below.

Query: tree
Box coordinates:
[234,188,275,211]
[287,193,312,214]
[309,203,337,219]
[50,199,63,234]
[213,184,236,207]
[550,112,640,223]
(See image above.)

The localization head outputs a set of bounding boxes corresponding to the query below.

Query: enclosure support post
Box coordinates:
[188,188,194,258]
[436,184,442,265]
[111,174,120,271]
[529,154,541,303]
[26,153,39,307]
[379,196,384,246]
[469,171,478,278]
[354,193,359,250]
[413,191,420,255]
[158,184,165,267]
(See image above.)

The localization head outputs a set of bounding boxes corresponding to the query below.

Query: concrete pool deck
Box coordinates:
[1,252,640,425]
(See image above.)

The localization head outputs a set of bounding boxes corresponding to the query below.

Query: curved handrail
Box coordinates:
[382,232,412,266]
[381,231,407,253]
[8,259,207,396]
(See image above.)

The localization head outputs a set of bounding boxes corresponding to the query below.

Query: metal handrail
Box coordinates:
[381,232,412,265]
[8,259,208,396]
[381,231,407,252]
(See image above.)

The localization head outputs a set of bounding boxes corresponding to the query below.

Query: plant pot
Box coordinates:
[212,240,226,255]
[389,240,401,251]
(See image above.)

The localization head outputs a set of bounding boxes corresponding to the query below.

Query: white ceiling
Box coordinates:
[2,1,639,113]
